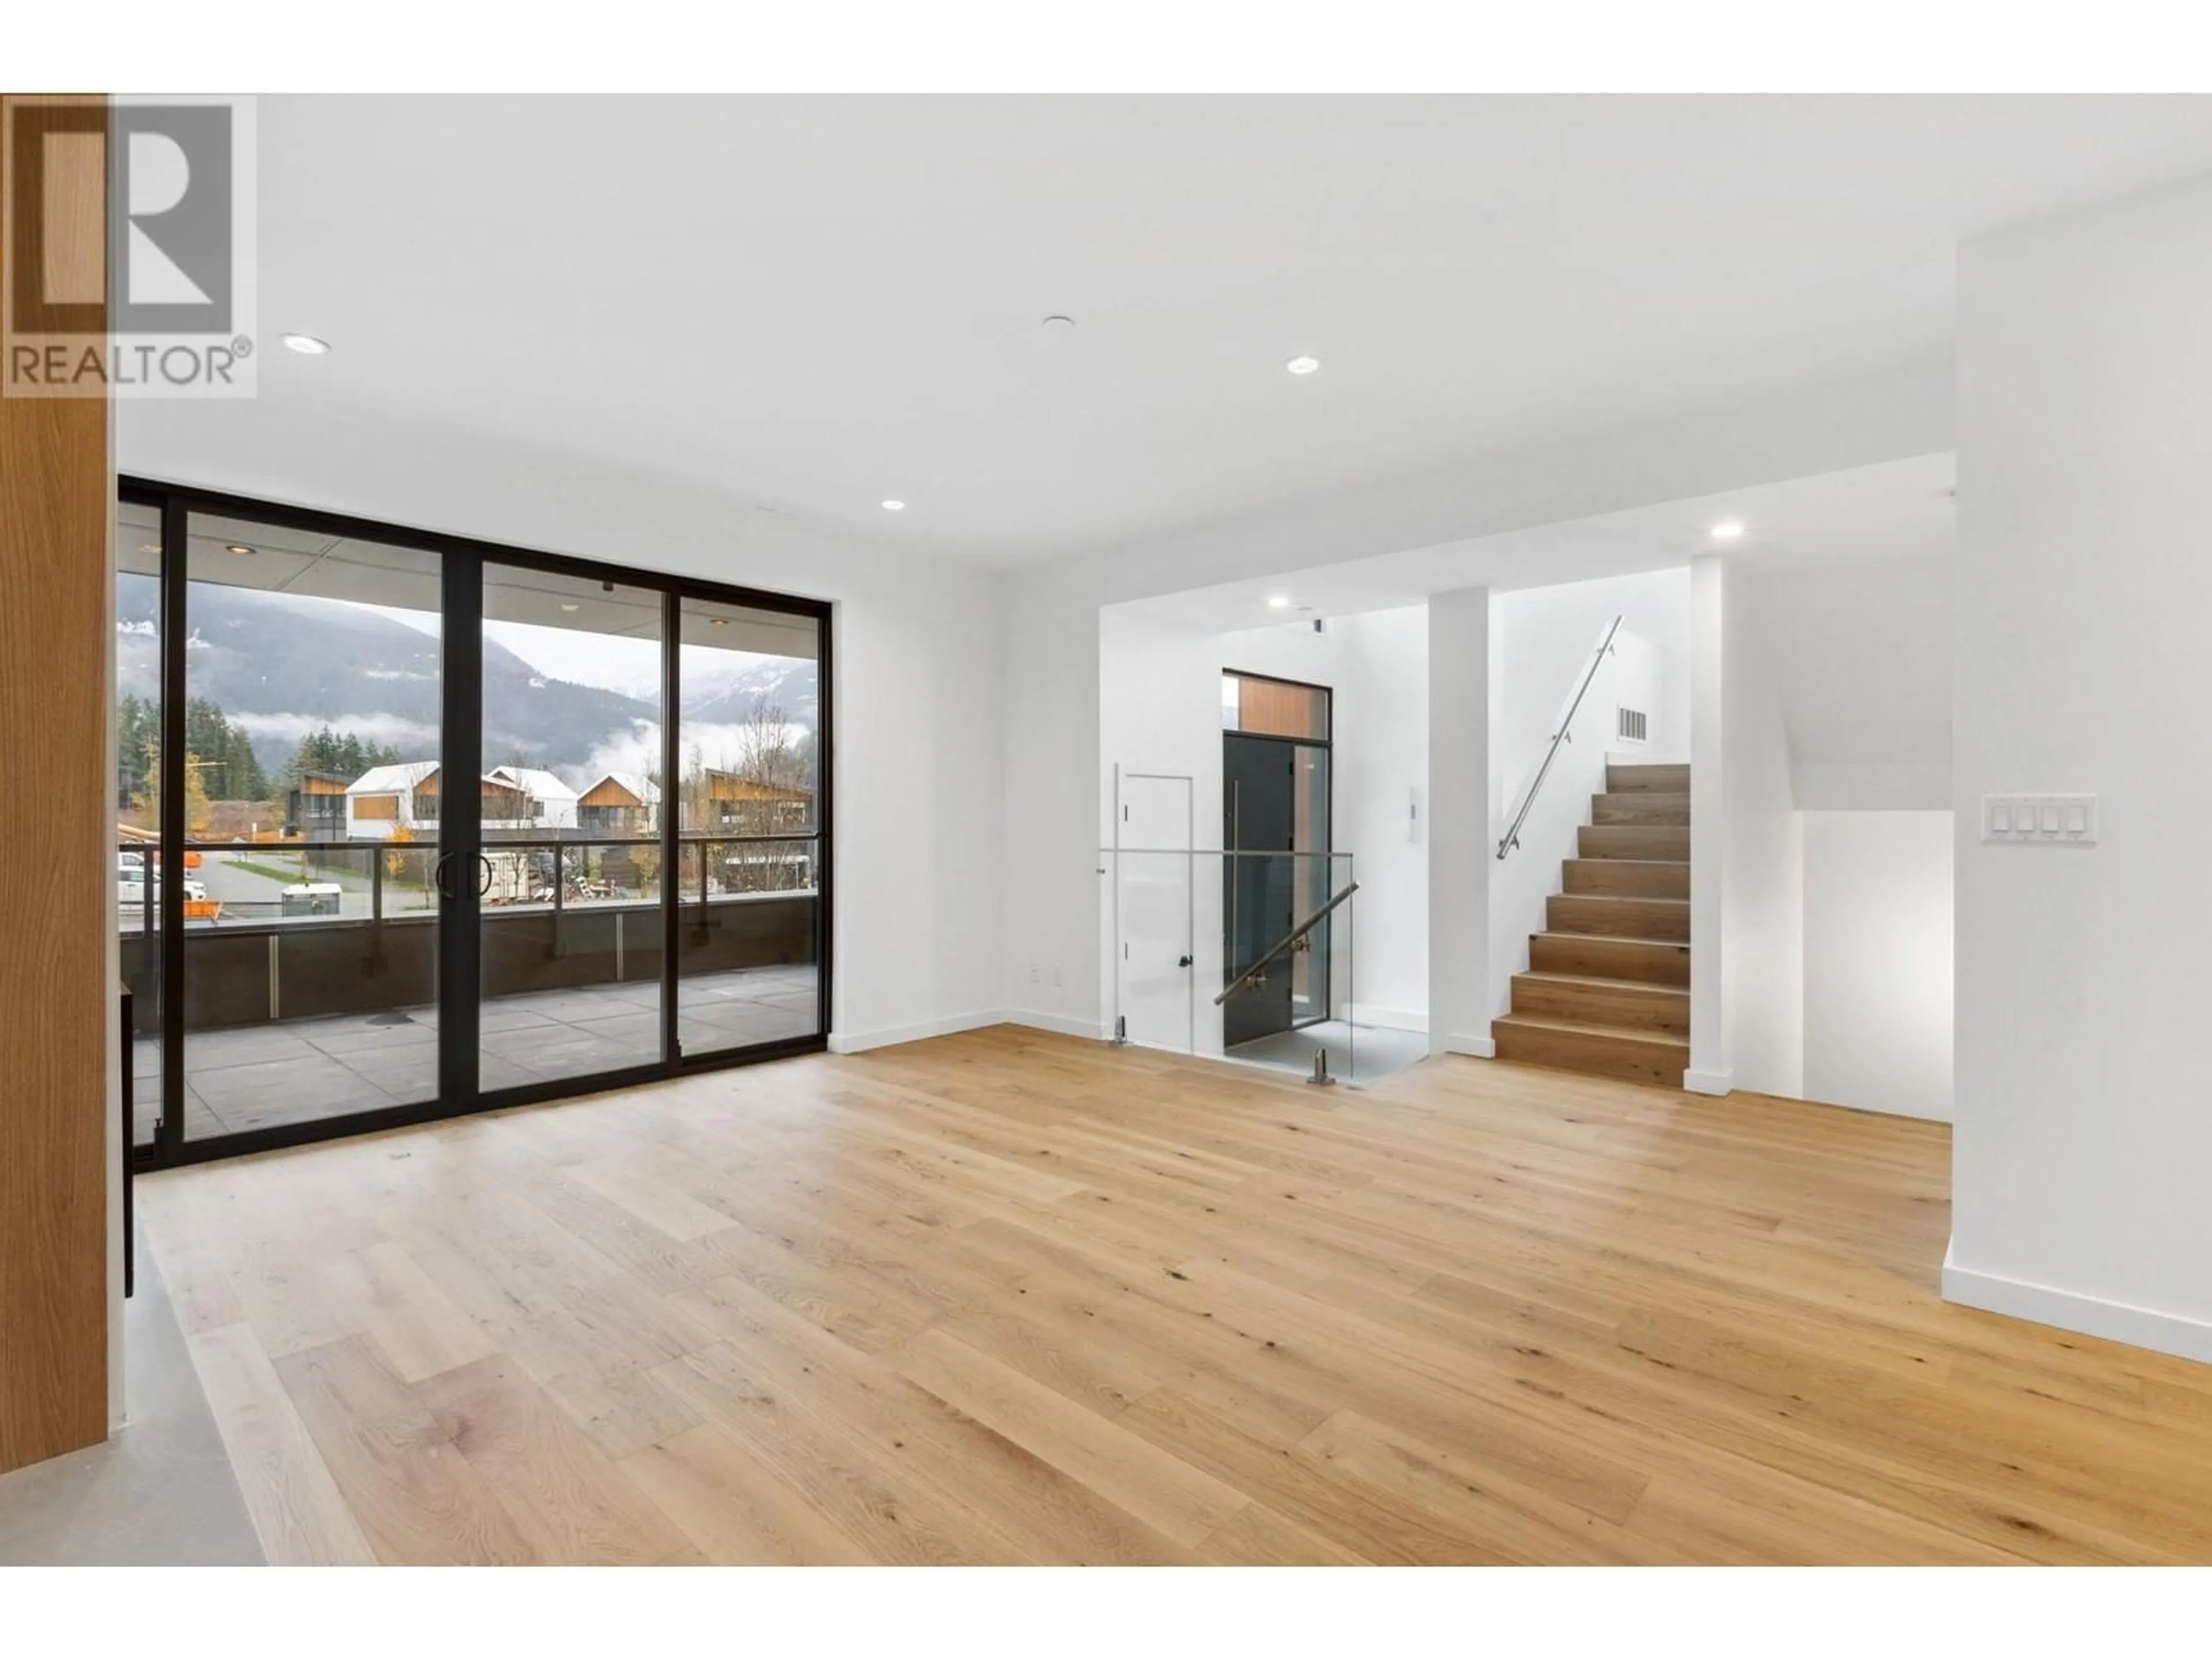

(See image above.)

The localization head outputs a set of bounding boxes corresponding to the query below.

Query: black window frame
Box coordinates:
[119,475,834,1171]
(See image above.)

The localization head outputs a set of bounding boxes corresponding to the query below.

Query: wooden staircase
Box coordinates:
[1493,761,1690,1088]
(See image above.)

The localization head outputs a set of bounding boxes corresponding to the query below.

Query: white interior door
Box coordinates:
[1117,773,1194,1052]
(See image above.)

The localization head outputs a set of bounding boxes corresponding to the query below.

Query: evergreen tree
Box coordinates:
[181,696,270,801]
[116,694,157,810]
[279,726,404,787]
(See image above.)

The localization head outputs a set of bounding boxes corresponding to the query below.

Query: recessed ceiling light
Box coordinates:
[226,544,255,556]
[280,333,330,355]
[1267,595,1291,609]
[559,603,579,613]
[881,499,906,512]
[710,617,729,627]
[1285,355,1320,376]
[1710,519,1746,542]
[1041,314,1075,334]
[138,541,160,555]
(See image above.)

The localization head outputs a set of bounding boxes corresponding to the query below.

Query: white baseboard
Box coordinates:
[1941,1239,2212,1366]
[1441,1032,1495,1059]
[1683,1067,1733,1096]
[827,1009,1009,1054]
[826,1007,1132,1053]
[1001,1007,1108,1043]
[1806,1093,1952,1125]
[1350,1003,1427,1035]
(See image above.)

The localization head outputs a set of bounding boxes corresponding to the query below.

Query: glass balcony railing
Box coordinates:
[1101,847,1417,1086]
[120,834,823,1149]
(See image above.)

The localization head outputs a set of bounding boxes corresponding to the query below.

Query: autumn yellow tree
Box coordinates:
[131,740,213,838]
[384,823,416,881]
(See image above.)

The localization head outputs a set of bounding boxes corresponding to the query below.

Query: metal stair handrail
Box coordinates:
[1495,614,1622,860]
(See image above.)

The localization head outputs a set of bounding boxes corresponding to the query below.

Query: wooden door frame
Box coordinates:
[0,90,113,1474]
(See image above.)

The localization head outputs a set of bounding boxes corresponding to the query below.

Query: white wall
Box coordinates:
[1332,609,1430,1031]
[1948,172,2212,1362]
[1687,554,1953,1119]
[1758,552,1952,812]
[119,400,1007,1054]
[1488,568,1692,1019]
[1097,608,1227,1050]
[1719,558,1804,1099]
[1429,589,1497,1056]
[1802,812,1953,1122]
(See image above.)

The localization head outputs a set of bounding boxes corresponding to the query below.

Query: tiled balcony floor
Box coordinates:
[131,964,819,1144]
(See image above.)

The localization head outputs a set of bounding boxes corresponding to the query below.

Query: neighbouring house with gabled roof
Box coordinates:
[578,772,660,835]
[345,761,580,841]
[688,768,812,835]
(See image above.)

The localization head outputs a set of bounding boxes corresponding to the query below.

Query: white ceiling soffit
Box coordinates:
[119,95,2212,566]
[1116,453,1956,634]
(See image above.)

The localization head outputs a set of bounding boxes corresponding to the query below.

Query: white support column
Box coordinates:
[1428,586,1497,1058]
[1685,555,1730,1094]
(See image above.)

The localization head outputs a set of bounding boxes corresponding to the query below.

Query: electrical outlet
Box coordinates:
[1983,793,2098,846]
[1029,963,1041,984]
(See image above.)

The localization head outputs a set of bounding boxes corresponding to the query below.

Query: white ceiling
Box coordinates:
[1118,452,1955,632]
[173,96,2212,563]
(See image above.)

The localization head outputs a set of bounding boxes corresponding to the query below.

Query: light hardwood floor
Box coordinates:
[141,1027,2212,1564]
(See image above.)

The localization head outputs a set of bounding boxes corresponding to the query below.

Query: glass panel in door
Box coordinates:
[179,512,444,1141]
[676,597,824,1055]
[1222,734,1296,1047]
[1291,742,1332,1025]
[479,563,667,1088]
[1222,729,1332,1051]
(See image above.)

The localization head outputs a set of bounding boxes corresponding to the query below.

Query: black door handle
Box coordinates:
[1178,955,1193,968]
[433,853,456,902]
[478,854,494,896]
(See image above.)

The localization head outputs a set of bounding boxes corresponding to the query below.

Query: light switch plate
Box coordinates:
[1982,793,2098,846]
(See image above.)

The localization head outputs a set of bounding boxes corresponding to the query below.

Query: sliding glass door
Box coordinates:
[120,480,831,1168]
[176,505,448,1145]
[676,595,824,1057]
[478,562,671,1089]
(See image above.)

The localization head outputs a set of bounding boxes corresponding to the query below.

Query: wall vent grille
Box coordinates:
[1616,706,1647,744]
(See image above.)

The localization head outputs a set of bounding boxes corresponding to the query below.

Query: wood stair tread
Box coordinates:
[1499,764,1695,1084]
[1515,970,1688,996]
[1504,765,1690,1084]
[1493,1013,1688,1050]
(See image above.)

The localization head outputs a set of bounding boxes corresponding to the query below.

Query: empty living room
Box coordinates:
[7,10,2212,1651]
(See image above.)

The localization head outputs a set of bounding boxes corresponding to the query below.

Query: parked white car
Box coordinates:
[118,855,207,907]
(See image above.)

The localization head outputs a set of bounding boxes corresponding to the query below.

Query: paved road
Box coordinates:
[185,849,437,925]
